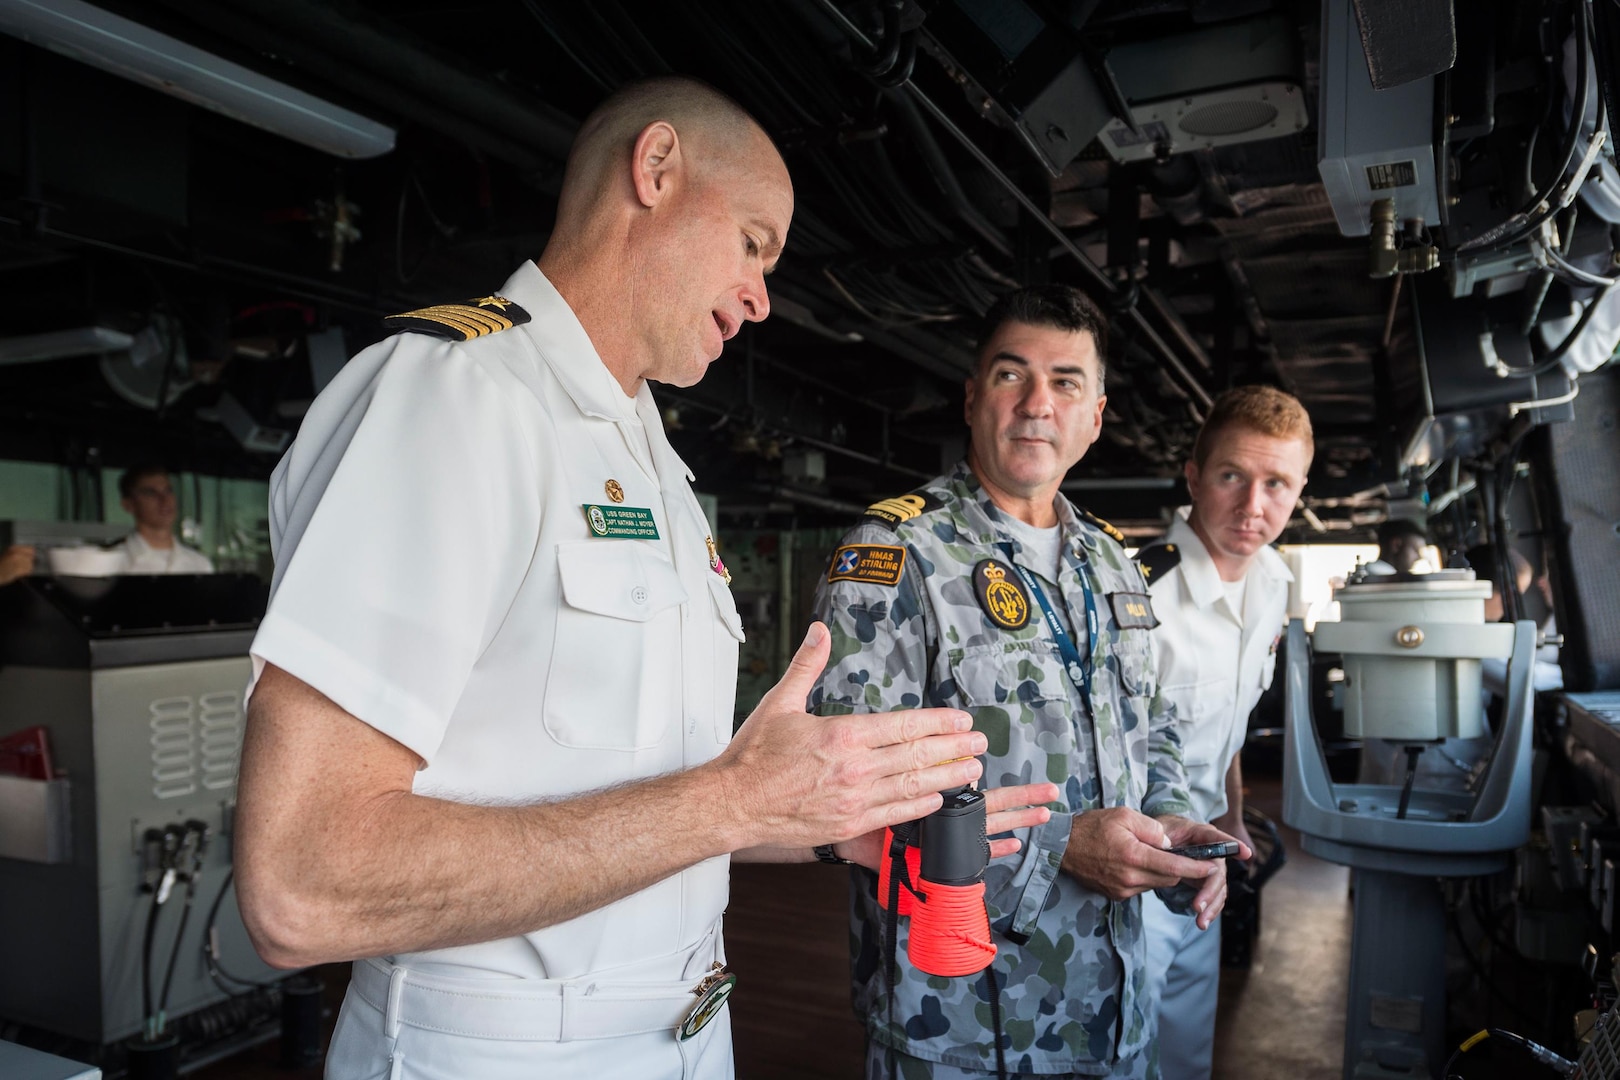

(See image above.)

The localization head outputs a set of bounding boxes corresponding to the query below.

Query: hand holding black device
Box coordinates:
[1167,840,1240,861]
[1154,840,1241,915]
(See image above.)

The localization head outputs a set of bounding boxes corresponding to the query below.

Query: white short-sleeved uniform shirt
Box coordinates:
[1142,508,1290,822]
[249,261,745,982]
[117,533,215,573]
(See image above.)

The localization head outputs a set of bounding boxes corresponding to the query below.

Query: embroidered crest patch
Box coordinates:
[973,559,1030,630]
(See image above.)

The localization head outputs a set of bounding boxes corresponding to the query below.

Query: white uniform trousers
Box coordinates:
[1141,892,1220,1080]
[325,921,734,1080]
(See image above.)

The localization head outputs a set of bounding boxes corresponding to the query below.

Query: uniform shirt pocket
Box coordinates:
[1113,628,1156,698]
[947,642,1065,708]
[1163,678,1235,768]
[545,541,687,750]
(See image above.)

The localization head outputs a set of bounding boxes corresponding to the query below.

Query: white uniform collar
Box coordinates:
[1166,506,1291,610]
[126,531,169,558]
[500,261,696,483]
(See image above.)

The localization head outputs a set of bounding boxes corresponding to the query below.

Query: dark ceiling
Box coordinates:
[0,0,1582,538]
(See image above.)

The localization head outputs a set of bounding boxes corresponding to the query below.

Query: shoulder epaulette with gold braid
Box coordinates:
[1135,541,1182,583]
[1080,508,1126,544]
[861,490,943,530]
[383,294,531,341]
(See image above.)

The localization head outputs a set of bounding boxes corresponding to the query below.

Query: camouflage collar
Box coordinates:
[943,460,1101,564]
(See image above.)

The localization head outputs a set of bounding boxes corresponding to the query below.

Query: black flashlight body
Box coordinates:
[917,785,990,886]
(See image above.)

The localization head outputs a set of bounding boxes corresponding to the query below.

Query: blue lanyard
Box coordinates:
[997,541,1097,708]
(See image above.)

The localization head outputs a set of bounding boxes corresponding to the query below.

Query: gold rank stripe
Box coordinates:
[865,494,930,523]
[394,304,514,338]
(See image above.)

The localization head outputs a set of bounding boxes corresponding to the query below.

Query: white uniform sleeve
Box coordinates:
[250,335,539,764]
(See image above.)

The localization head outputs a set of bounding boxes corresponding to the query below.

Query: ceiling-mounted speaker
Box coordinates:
[1100,81,1308,162]
[1098,13,1307,163]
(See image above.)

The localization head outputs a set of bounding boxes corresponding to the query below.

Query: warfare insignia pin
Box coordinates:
[472,294,512,310]
[973,559,1030,630]
[605,479,625,503]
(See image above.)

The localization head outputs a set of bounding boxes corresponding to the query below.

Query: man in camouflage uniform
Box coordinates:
[810,285,1248,1079]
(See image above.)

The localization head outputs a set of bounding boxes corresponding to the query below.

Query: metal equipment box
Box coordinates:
[0,574,280,1044]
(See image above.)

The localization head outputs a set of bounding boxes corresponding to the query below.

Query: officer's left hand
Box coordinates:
[834,781,1061,871]
[1156,815,1250,930]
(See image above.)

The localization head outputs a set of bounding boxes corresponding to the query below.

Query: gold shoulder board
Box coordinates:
[383,295,531,341]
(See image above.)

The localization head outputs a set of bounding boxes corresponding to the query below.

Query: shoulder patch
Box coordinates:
[862,491,943,531]
[1134,542,1182,584]
[1079,508,1125,544]
[383,295,531,341]
[827,544,906,587]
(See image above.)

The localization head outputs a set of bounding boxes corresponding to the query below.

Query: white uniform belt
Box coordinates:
[351,944,719,1043]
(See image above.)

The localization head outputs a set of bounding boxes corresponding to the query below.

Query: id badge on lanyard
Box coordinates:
[996,541,1097,715]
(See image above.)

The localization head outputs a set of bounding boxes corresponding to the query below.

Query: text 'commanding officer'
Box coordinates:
[810,285,1250,1080]
[234,77,1015,1080]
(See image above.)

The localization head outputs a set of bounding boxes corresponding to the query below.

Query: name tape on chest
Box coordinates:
[862,491,942,530]
[826,544,907,586]
[582,504,660,540]
[973,558,1031,630]
[1108,591,1159,629]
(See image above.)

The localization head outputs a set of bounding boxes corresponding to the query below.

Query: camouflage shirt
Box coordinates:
[809,461,1192,1076]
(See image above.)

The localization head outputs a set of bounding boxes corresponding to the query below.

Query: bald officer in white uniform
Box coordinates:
[1135,386,1313,1080]
[234,77,1054,1080]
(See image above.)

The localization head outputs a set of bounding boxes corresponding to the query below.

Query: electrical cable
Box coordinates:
[141,886,162,1039]
[1460,1,1594,254]
[202,870,279,993]
[1447,895,1547,1033]
[1441,1026,1576,1078]
[806,0,1214,415]
[1497,282,1611,380]
[156,825,209,1034]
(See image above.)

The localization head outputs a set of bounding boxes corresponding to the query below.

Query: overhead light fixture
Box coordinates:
[0,326,134,366]
[0,0,395,159]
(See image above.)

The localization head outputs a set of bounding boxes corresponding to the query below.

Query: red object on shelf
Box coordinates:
[0,726,54,780]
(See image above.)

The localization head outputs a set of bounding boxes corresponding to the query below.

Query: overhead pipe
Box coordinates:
[883,89,1015,260]
[810,0,1213,416]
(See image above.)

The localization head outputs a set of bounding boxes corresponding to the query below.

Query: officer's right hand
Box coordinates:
[713,621,987,852]
[1059,806,1218,900]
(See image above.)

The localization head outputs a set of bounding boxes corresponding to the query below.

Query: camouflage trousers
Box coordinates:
[864,1039,1155,1080]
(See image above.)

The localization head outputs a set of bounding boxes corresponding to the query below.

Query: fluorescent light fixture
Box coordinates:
[0,326,134,365]
[0,0,395,159]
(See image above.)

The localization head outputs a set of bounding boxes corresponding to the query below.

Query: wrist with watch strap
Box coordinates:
[813,843,853,865]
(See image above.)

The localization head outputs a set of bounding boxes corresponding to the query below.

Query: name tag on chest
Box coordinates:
[582,504,661,540]
[1108,591,1158,629]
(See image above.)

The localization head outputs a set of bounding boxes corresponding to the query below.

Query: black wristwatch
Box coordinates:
[813,843,853,866]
